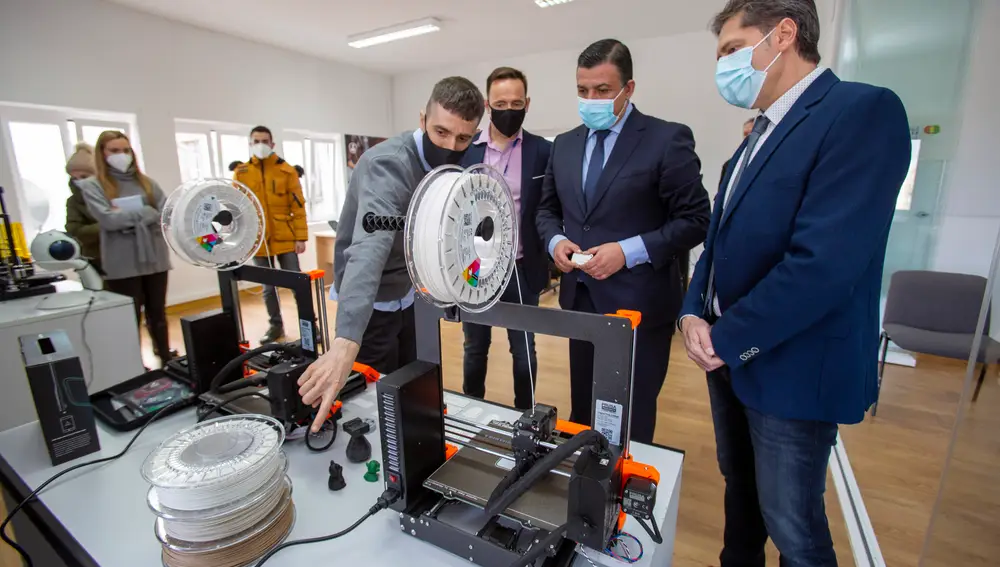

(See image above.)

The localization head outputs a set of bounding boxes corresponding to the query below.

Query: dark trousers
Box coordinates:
[567,283,673,444]
[462,265,539,410]
[252,252,301,327]
[707,367,839,567]
[106,271,170,363]
[356,305,417,375]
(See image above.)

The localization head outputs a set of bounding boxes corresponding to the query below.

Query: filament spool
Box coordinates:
[141,415,293,567]
[403,164,518,313]
[160,178,265,270]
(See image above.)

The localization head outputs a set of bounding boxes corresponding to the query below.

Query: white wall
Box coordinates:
[0,0,394,305]
[391,31,751,200]
[392,0,840,206]
[930,0,1000,278]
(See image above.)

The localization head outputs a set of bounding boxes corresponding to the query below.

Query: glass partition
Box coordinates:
[830,1,992,565]
[919,228,1000,566]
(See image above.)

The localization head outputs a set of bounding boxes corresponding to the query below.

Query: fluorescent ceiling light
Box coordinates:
[535,0,575,7]
[348,18,441,48]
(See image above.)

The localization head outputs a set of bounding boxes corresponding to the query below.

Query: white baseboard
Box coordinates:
[831,434,885,567]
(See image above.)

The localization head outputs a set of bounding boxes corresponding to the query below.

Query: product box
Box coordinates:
[19,331,101,466]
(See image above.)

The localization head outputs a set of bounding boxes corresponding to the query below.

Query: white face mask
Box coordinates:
[106,153,133,173]
[251,143,273,160]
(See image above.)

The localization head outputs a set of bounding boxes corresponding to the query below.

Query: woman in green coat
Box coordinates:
[64,142,102,274]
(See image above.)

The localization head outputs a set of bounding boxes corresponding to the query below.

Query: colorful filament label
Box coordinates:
[197,233,221,252]
[463,258,481,287]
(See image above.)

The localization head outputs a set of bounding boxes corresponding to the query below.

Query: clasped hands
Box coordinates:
[681,317,725,372]
[552,239,625,280]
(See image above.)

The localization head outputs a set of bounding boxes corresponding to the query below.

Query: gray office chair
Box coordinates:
[876,270,1000,415]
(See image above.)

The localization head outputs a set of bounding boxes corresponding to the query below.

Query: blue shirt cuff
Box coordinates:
[548,234,568,259]
[618,236,649,269]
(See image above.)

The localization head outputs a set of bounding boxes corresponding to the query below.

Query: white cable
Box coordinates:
[512,264,537,411]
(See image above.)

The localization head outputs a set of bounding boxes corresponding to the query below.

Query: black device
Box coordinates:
[265,359,312,423]
[370,297,664,567]
[376,360,445,513]
[181,309,242,393]
[19,331,101,466]
[344,418,373,463]
[0,186,62,302]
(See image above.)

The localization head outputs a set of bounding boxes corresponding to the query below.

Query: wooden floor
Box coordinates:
[3,288,997,567]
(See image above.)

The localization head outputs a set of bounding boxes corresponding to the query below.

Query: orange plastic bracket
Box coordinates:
[606,309,642,330]
[306,269,326,281]
[621,454,661,488]
[326,400,343,419]
[352,362,380,383]
[445,443,459,460]
[555,419,590,436]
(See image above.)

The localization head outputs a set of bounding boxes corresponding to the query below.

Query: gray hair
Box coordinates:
[711,0,822,64]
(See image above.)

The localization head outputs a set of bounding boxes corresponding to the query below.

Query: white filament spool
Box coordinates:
[160,178,265,270]
[404,164,518,313]
[141,415,284,511]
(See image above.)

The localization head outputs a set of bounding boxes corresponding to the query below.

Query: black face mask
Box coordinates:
[421,131,467,169]
[490,108,526,139]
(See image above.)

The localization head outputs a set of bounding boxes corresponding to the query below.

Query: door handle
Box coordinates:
[915,211,930,218]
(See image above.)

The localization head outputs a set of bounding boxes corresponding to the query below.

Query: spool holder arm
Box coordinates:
[362,213,405,233]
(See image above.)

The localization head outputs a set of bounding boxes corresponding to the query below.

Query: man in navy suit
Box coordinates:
[537,39,711,443]
[681,1,911,565]
[461,67,552,410]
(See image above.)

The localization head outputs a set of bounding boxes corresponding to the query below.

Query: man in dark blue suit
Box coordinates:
[461,67,552,409]
[681,1,911,565]
[536,39,711,443]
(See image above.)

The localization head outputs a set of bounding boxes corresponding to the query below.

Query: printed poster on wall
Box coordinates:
[345,134,387,182]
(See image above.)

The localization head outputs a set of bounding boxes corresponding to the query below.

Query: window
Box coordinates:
[219,134,249,174]
[7,122,70,232]
[0,104,138,236]
[283,131,345,222]
[173,120,253,180]
[175,132,212,183]
[896,139,921,211]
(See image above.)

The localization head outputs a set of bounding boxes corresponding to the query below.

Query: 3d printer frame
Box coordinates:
[216,264,331,358]
[378,298,647,567]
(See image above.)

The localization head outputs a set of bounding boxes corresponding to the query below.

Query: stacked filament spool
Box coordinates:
[142,415,294,567]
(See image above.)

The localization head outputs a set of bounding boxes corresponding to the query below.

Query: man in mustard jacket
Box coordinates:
[234,125,309,344]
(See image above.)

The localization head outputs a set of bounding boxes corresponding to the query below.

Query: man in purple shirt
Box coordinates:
[460,67,553,409]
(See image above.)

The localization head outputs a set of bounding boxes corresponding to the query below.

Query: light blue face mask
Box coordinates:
[578,88,625,131]
[715,28,781,109]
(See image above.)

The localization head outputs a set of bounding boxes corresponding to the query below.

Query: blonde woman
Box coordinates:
[77,131,173,366]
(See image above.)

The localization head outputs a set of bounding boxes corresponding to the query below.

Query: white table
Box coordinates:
[0,390,683,567]
[0,282,145,431]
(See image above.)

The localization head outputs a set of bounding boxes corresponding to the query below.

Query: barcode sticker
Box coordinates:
[594,399,623,446]
[299,319,314,352]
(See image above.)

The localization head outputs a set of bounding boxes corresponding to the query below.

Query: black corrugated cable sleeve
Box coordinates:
[208,343,299,393]
[484,429,608,518]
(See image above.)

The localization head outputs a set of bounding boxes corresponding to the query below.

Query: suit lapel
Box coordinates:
[520,133,537,224]
[586,110,646,219]
[566,127,587,217]
[720,70,840,229]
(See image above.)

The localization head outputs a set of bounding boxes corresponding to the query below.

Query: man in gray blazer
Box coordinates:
[298,77,485,432]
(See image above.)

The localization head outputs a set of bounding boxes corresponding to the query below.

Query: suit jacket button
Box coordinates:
[583,225,590,231]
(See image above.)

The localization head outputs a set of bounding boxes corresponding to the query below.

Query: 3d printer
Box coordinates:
[363,164,663,566]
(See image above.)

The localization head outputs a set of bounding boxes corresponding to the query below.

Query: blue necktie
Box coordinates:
[703,114,770,318]
[583,130,610,210]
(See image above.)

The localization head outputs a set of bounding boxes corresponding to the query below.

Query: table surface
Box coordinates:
[0,389,683,567]
[0,282,131,328]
